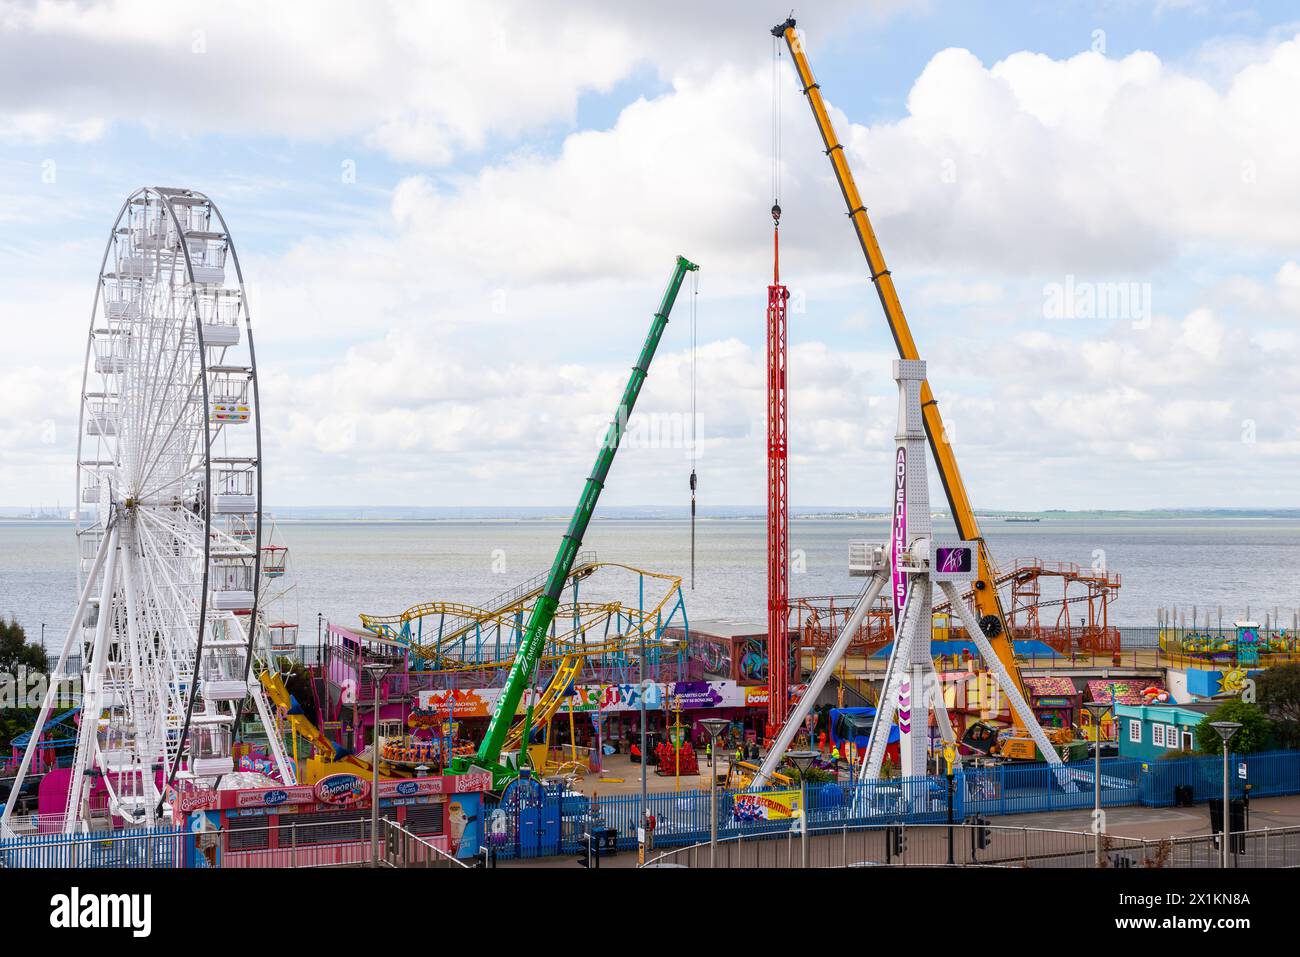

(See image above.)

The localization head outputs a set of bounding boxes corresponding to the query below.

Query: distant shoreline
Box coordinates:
[4,509,1299,525]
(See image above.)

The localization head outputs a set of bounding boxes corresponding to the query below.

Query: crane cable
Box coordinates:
[688,267,699,589]
[771,31,783,211]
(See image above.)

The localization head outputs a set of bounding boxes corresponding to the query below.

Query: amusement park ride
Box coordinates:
[1,188,295,836]
[0,189,700,825]
[359,559,687,763]
[756,18,1088,781]
[2,18,1150,844]
[765,165,791,746]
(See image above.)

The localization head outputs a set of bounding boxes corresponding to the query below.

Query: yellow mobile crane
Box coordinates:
[773,18,1056,756]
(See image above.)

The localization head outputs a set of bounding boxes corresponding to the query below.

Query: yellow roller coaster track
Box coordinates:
[502,654,584,753]
[407,602,678,671]
[358,557,601,649]
[359,563,684,665]
[363,563,686,754]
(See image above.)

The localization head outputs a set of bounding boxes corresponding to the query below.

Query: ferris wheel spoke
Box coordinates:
[122,262,182,469]
[135,459,206,505]
[134,396,203,499]
[131,361,195,488]
[132,320,200,488]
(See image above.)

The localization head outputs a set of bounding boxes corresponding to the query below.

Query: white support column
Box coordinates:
[938,580,1074,790]
[118,527,158,827]
[0,528,113,837]
[752,572,886,788]
[899,582,931,778]
[65,524,122,833]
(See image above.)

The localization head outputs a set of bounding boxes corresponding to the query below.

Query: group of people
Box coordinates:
[706,737,760,764]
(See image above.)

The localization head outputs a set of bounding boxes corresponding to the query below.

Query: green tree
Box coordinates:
[0,617,49,675]
[1258,664,1300,749]
[1,619,49,750]
[1195,700,1272,755]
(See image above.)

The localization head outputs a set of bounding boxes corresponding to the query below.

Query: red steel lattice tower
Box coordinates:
[766,203,790,739]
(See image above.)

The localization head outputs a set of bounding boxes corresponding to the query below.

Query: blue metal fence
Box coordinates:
[6,751,1300,866]
[1137,749,1300,806]
[0,825,187,868]
[484,750,1300,860]
[963,758,1144,817]
[486,774,961,859]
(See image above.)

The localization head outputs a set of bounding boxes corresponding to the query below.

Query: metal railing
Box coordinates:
[644,821,1300,869]
[479,751,1300,860]
[643,822,1111,868]
[1156,825,1300,869]
[379,818,468,869]
[0,815,471,869]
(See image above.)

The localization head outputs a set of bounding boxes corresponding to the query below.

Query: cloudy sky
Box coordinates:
[1,0,1298,512]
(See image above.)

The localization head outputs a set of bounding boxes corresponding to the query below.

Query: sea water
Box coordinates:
[1,517,1297,651]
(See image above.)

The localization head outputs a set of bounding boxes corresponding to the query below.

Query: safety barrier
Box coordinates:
[5,751,1299,866]
[1137,749,1299,806]
[645,821,1134,869]
[0,816,469,869]
[483,750,1300,860]
[644,821,1300,869]
[0,824,187,868]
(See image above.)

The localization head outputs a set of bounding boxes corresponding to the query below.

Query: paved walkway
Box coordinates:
[561,753,722,797]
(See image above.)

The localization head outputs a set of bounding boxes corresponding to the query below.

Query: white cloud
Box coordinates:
[317,31,1300,294]
[0,0,883,159]
[4,8,1300,510]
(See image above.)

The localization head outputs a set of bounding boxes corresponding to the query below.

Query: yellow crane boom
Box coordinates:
[773,18,1030,722]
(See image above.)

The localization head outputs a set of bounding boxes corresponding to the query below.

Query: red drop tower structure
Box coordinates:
[766,202,790,741]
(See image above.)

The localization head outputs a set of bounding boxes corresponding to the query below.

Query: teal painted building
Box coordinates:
[1115,701,1218,761]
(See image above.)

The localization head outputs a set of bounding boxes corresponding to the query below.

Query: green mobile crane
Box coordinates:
[452,255,699,787]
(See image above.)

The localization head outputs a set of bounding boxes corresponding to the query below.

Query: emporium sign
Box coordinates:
[313,773,370,806]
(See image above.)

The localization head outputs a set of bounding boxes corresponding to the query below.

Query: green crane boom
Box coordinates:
[455,255,699,783]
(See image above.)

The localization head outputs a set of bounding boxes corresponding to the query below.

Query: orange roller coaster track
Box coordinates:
[794,558,1121,657]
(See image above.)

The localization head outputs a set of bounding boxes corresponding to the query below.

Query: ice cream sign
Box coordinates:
[313,773,370,806]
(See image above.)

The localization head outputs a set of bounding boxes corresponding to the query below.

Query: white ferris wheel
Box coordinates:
[2,187,292,836]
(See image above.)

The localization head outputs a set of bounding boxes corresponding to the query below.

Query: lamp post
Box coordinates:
[1209,720,1242,869]
[700,717,730,868]
[787,749,818,869]
[942,743,957,865]
[362,660,392,868]
[638,626,649,865]
[1083,701,1113,868]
